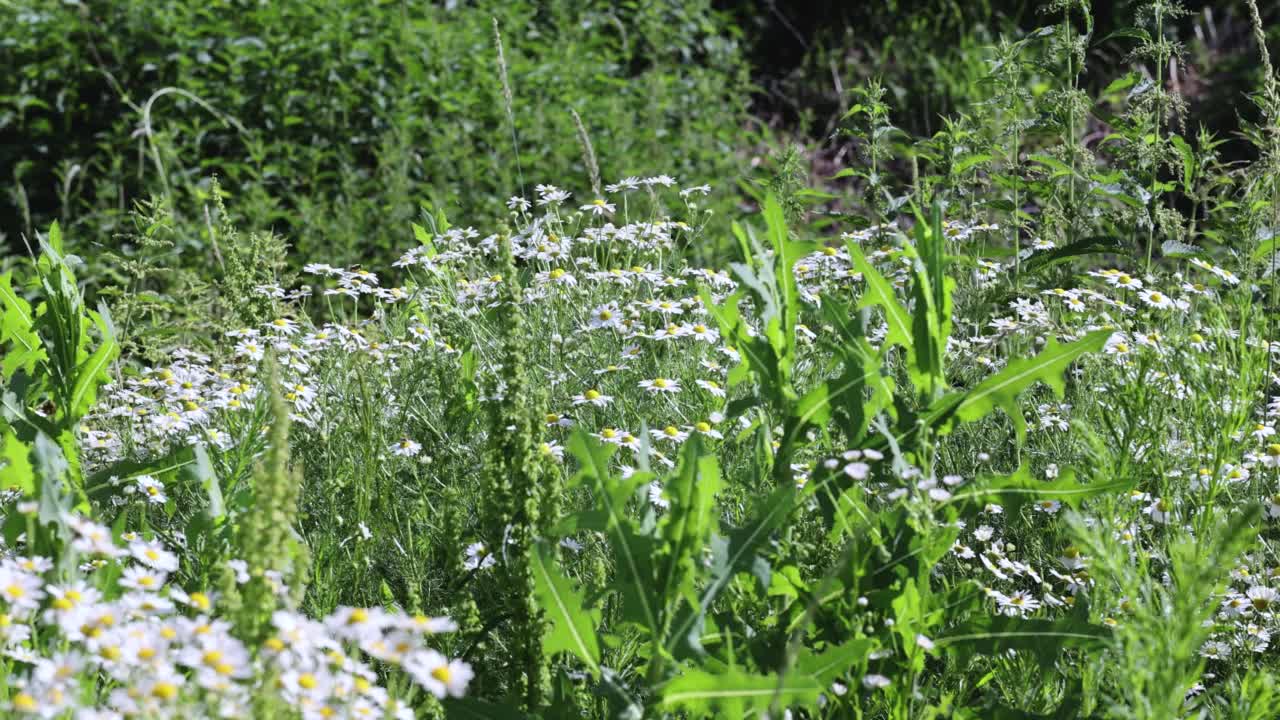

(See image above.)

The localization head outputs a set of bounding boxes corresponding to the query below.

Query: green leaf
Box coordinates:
[656,438,722,616]
[930,330,1109,441]
[531,541,601,676]
[411,222,439,258]
[953,153,994,174]
[669,484,797,654]
[187,444,224,520]
[565,432,659,637]
[946,465,1135,519]
[0,272,44,379]
[0,430,35,495]
[847,243,916,375]
[444,698,537,720]
[793,638,875,684]
[69,304,119,421]
[938,615,1112,669]
[1021,236,1126,275]
[1170,134,1195,190]
[1027,154,1080,178]
[659,667,824,717]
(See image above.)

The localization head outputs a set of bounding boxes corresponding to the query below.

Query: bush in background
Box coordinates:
[1,0,749,272]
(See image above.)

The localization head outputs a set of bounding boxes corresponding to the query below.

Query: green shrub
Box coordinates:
[0,0,748,270]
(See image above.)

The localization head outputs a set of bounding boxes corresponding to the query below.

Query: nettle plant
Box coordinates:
[489,197,1120,719]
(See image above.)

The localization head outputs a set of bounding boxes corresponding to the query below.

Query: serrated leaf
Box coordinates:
[659,667,823,717]
[937,615,1112,669]
[953,153,994,174]
[793,638,875,684]
[411,222,439,258]
[69,304,118,421]
[656,438,721,614]
[444,698,537,720]
[928,330,1110,442]
[531,541,601,676]
[669,484,796,654]
[1021,236,1126,274]
[0,430,35,495]
[945,465,1136,519]
[0,272,44,379]
[565,432,660,637]
[847,243,917,378]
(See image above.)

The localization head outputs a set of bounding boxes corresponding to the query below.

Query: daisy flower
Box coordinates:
[639,377,681,394]
[572,389,613,408]
[391,438,422,457]
[1137,289,1175,309]
[651,425,690,444]
[405,650,474,699]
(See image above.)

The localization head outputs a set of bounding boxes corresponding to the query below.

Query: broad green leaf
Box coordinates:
[793,638,875,684]
[1169,134,1195,190]
[659,667,823,717]
[69,304,119,422]
[444,698,536,720]
[31,431,73,553]
[1028,154,1080,178]
[411,223,439,258]
[86,446,198,495]
[656,438,721,614]
[188,444,224,520]
[953,153,994,174]
[847,243,916,374]
[669,484,797,653]
[938,615,1112,669]
[929,330,1110,441]
[945,466,1135,519]
[1021,236,1126,274]
[565,432,660,637]
[531,541,600,676]
[0,272,43,379]
[0,430,35,495]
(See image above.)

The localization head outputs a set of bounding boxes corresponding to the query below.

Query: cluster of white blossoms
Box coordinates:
[59,174,1280,708]
[0,514,470,718]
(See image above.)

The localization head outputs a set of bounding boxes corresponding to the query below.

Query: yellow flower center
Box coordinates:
[151,683,178,701]
[584,389,601,400]
[653,378,669,388]
[695,422,712,433]
[432,666,452,683]
[298,673,318,690]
